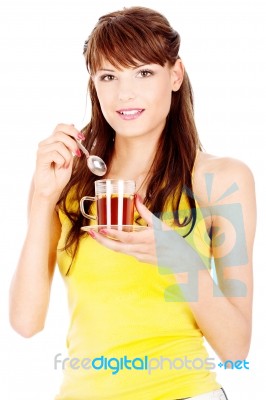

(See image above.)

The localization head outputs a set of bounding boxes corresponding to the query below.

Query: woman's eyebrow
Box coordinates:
[97,64,149,73]
[98,68,116,72]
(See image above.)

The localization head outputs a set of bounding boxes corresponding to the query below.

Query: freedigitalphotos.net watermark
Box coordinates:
[54,353,249,375]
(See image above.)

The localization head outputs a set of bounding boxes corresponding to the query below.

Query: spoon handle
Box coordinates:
[76,140,90,158]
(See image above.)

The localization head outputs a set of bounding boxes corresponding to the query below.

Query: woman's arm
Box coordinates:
[9,123,82,337]
[186,157,255,362]
[9,182,61,337]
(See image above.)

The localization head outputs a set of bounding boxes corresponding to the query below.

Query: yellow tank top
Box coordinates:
[55,182,221,399]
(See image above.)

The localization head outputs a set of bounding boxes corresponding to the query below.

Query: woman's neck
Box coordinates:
[107,135,159,193]
[112,136,157,173]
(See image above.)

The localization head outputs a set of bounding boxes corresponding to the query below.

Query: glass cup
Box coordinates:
[80,179,136,229]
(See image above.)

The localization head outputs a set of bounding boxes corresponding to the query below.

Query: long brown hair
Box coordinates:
[58,6,203,274]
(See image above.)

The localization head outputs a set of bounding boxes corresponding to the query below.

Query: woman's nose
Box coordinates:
[118,80,136,102]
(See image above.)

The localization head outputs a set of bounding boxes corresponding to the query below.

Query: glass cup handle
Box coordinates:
[80,196,97,220]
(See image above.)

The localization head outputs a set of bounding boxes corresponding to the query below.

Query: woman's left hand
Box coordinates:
[88,195,203,274]
[88,195,173,265]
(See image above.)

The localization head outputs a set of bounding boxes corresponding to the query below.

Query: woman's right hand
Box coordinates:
[34,123,84,202]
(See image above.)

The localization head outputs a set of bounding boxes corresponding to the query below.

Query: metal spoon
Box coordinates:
[76,141,107,176]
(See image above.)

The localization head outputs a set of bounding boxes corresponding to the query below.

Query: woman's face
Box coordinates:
[92,59,183,141]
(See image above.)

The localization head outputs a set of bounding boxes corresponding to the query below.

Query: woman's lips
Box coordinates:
[116,108,144,120]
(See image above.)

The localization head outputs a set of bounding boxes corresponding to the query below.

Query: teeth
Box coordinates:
[120,110,141,115]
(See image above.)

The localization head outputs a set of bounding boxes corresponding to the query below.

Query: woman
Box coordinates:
[9,6,255,400]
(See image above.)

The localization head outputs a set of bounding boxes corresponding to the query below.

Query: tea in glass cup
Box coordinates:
[80,179,136,228]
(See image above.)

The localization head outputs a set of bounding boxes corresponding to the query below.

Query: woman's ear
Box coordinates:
[171,59,184,92]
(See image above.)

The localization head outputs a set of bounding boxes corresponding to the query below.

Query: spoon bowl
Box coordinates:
[76,141,107,176]
[87,155,107,176]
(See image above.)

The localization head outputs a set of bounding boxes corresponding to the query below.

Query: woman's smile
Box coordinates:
[116,108,145,120]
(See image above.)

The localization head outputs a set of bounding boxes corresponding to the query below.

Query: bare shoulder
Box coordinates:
[192,151,255,207]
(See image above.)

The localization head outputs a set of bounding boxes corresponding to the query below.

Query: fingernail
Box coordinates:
[77,133,86,140]
[99,229,108,235]
[136,194,143,202]
[88,230,96,239]
[75,149,81,157]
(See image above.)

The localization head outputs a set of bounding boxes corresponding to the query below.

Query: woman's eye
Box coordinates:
[101,74,115,81]
[137,69,153,78]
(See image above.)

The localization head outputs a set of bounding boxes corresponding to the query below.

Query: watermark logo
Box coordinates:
[218,359,249,370]
[54,353,249,375]
[152,173,248,301]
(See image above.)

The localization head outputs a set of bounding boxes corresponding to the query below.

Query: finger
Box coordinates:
[90,231,135,254]
[99,227,152,243]
[90,231,157,264]
[43,151,71,170]
[38,141,73,160]
[39,132,81,157]
[39,150,69,169]
[135,195,173,232]
[135,194,167,229]
[37,142,73,168]
[134,195,154,227]
[52,123,84,140]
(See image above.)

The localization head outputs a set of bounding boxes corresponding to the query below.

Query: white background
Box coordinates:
[0,0,265,398]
